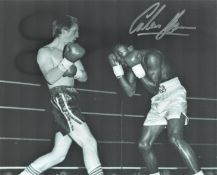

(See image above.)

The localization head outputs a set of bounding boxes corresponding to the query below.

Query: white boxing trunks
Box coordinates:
[144,77,189,126]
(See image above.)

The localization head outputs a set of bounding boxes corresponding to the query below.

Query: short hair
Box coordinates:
[113,44,127,52]
[145,49,165,59]
[52,15,78,38]
[113,44,134,53]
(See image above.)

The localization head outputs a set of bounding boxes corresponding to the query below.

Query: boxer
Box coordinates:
[19,15,104,175]
[108,44,204,175]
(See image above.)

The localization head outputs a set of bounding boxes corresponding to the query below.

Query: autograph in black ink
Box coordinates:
[129,2,196,40]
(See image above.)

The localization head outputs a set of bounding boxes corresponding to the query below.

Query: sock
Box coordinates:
[150,172,160,175]
[88,165,104,175]
[19,171,31,175]
[19,165,41,175]
[194,170,204,175]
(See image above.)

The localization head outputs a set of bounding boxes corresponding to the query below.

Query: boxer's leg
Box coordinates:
[55,90,103,175]
[167,114,203,175]
[68,122,103,175]
[19,132,72,175]
[138,125,165,175]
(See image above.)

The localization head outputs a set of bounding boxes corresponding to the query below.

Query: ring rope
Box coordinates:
[0,166,216,170]
[0,137,216,146]
[0,106,216,121]
[0,80,217,101]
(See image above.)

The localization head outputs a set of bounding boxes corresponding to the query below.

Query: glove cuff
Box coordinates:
[58,58,73,72]
[132,64,146,78]
[113,64,124,79]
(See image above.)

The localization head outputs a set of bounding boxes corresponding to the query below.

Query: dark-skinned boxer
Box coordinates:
[108,44,204,175]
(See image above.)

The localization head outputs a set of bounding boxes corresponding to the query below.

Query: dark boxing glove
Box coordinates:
[63,43,85,63]
[108,53,124,79]
[58,43,85,72]
[63,64,77,77]
[124,50,146,78]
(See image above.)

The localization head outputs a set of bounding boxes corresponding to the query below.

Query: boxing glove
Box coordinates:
[63,43,85,63]
[124,50,146,78]
[58,43,85,72]
[63,64,77,77]
[108,53,124,79]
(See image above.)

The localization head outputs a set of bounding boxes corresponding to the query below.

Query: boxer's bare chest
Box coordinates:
[48,47,64,65]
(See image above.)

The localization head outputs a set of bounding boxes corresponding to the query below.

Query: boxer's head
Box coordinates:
[52,15,79,42]
[113,44,134,67]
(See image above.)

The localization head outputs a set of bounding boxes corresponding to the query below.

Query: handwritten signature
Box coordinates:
[129,2,196,40]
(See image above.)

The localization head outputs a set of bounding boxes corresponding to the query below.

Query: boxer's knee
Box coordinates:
[138,139,152,153]
[49,147,68,164]
[168,133,183,148]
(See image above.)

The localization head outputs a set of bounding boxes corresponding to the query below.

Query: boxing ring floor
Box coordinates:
[0,80,216,175]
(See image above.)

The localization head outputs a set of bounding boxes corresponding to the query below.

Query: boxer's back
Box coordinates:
[141,49,176,83]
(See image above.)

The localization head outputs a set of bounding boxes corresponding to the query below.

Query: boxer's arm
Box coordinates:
[139,56,161,94]
[74,60,88,82]
[108,52,136,97]
[118,69,137,97]
[37,48,66,85]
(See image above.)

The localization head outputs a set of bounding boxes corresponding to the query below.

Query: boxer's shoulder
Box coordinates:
[39,45,54,55]
[37,46,52,59]
[37,45,63,65]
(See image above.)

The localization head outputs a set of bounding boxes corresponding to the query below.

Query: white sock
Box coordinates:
[19,165,41,175]
[150,172,160,175]
[19,172,32,175]
[194,170,204,175]
[88,165,104,175]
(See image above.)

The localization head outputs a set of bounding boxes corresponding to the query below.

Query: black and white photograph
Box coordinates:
[0,0,216,175]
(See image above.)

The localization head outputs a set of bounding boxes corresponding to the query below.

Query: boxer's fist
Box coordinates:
[124,50,142,67]
[63,43,85,63]
[108,53,124,78]
[63,64,77,77]
[108,53,119,67]
[125,50,146,78]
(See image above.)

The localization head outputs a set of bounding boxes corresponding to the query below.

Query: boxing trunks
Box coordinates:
[50,86,85,135]
[144,77,189,126]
